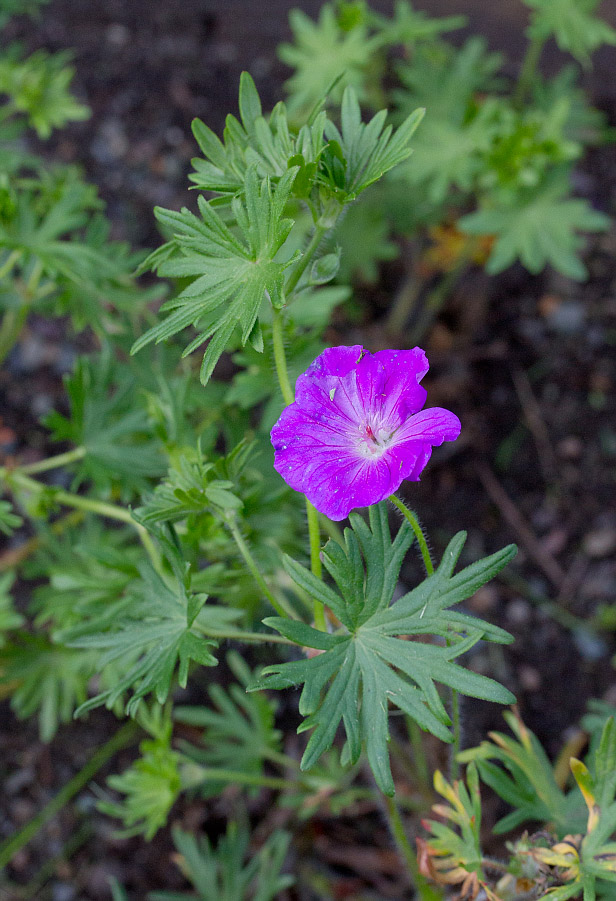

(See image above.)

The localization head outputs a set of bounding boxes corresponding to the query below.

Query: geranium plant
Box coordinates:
[0,0,614,897]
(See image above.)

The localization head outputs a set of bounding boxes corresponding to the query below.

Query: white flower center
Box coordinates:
[356,422,392,458]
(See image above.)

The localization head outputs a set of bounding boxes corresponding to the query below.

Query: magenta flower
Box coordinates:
[271,345,461,521]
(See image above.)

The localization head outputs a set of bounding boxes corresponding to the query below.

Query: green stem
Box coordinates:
[0,305,29,366]
[385,272,423,339]
[227,517,297,619]
[513,34,545,108]
[284,224,327,297]
[0,260,45,366]
[306,498,326,629]
[389,495,462,777]
[0,248,22,280]
[271,306,329,629]
[408,251,471,346]
[181,765,293,793]
[18,446,87,476]
[389,495,434,576]
[2,468,161,572]
[407,717,431,794]
[450,691,461,782]
[195,626,293,645]
[271,307,294,407]
[0,721,138,870]
[383,795,439,900]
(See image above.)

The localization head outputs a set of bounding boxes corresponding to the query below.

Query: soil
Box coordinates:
[1,1,616,899]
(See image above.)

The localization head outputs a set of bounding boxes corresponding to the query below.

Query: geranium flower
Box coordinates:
[271,345,461,520]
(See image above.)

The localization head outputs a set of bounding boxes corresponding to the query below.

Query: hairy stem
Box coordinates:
[18,446,87,476]
[390,494,462,775]
[195,626,293,645]
[2,467,161,572]
[408,251,472,346]
[181,765,293,793]
[0,721,138,870]
[450,691,461,782]
[307,498,326,630]
[271,307,294,407]
[383,795,440,900]
[227,516,297,620]
[513,34,545,108]
[0,260,44,366]
[389,494,434,576]
[271,306,330,629]
[284,224,327,297]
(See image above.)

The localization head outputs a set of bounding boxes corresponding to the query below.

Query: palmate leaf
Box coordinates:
[393,38,504,204]
[0,572,24,646]
[278,5,383,116]
[460,176,610,279]
[189,72,328,200]
[252,503,516,795]
[322,86,424,202]
[371,0,466,47]
[71,546,218,717]
[148,822,293,901]
[99,715,182,840]
[0,167,157,331]
[0,47,89,138]
[44,348,166,498]
[132,167,298,384]
[174,651,281,781]
[0,634,94,741]
[458,710,574,835]
[523,0,616,66]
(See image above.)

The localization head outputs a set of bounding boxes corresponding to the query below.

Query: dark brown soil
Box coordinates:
[2,1,616,899]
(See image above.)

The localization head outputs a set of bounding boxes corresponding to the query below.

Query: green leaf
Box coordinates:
[147,821,293,901]
[392,39,504,203]
[238,71,262,135]
[44,348,166,498]
[279,5,383,117]
[322,86,424,202]
[0,166,156,332]
[0,573,24,646]
[71,551,218,716]
[132,168,298,384]
[0,47,89,139]
[459,710,575,834]
[0,498,23,536]
[421,763,488,891]
[310,250,340,284]
[335,192,398,283]
[460,178,609,279]
[371,0,466,46]
[523,0,616,65]
[0,634,93,741]
[174,651,282,782]
[251,504,516,795]
[99,720,181,840]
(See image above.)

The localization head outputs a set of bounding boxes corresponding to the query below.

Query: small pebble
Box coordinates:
[573,628,608,661]
[105,22,129,48]
[506,598,532,625]
[557,436,583,460]
[467,584,498,613]
[518,665,542,692]
[583,528,616,559]
[52,883,76,901]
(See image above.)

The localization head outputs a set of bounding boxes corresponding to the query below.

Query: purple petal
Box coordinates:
[394,408,461,445]
[271,345,461,519]
[355,348,429,426]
